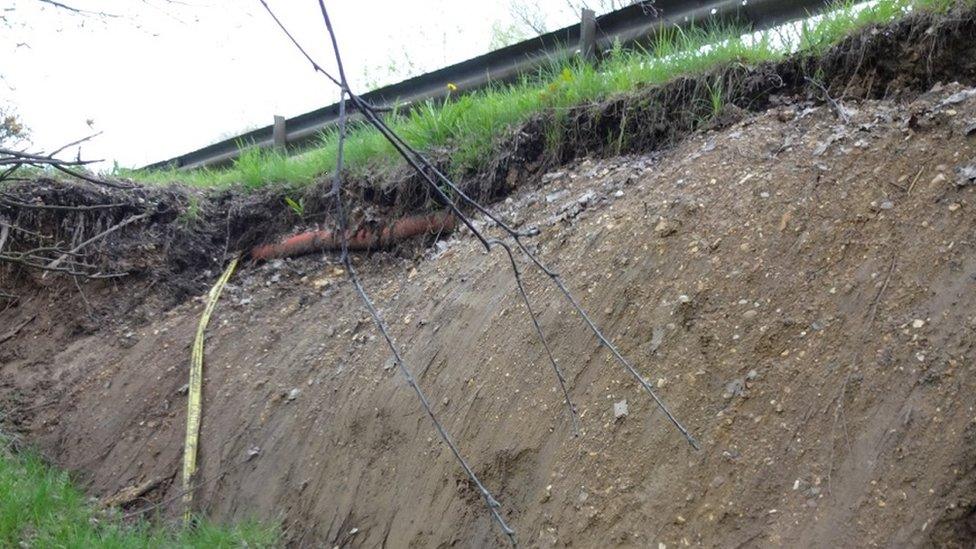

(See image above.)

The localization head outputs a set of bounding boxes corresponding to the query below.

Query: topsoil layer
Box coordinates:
[3,8,976,549]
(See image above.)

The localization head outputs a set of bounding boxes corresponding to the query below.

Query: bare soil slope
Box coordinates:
[3,78,976,548]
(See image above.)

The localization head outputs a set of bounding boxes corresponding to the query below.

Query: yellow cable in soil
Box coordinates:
[182,256,238,524]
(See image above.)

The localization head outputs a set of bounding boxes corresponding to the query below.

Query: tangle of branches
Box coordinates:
[258,1,699,545]
[0,133,133,189]
[0,134,145,278]
[0,208,145,279]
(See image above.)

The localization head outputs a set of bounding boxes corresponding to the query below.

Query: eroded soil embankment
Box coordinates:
[4,7,973,300]
[3,75,976,547]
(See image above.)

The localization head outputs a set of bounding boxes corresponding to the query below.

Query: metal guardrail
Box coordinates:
[144,0,833,171]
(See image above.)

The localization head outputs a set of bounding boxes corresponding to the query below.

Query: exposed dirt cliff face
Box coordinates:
[3,76,976,547]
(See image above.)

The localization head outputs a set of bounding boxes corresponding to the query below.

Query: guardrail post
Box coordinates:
[273,115,287,151]
[580,8,596,62]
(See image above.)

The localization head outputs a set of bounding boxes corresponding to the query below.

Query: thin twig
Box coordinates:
[72,275,95,319]
[490,238,579,436]
[36,0,120,17]
[0,147,98,166]
[49,164,135,189]
[0,164,20,182]
[258,1,703,543]
[46,131,103,157]
[45,212,149,271]
[907,167,923,195]
[0,194,129,212]
[328,86,698,447]
[122,466,235,521]
[332,80,699,448]
[825,368,853,495]
[0,220,52,240]
[0,252,127,278]
[0,219,8,254]
[867,255,896,324]
[0,141,133,189]
[805,76,850,124]
[312,4,517,545]
[0,314,35,345]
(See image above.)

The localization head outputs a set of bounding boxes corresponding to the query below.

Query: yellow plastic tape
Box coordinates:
[182,256,238,524]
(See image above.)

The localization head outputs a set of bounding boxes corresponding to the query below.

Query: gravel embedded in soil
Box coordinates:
[3,80,976,547]
[3,9,976,548]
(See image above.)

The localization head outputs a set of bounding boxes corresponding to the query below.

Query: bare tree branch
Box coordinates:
[255,1,702,545]
[0,218,9,254]
[314,0,519,544]
[45,211,149,271]
[35,0,119,18]
[46,131,102,157]
[0,193,128,211]
[490,238,580,436]
[0,148,97,166]
[0,140,134,189]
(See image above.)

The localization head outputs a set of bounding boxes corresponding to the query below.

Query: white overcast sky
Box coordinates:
[3,0,582,170]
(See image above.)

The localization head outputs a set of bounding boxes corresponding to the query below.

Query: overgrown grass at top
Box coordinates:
[0,436,279,548]
[126,0,970,190]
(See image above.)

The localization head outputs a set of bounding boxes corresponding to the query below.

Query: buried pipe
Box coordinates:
[250,211,457,261]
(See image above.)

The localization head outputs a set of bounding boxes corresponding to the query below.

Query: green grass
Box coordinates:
[125,0,970,190]
[0,437,279,548]
[176,194,202,227]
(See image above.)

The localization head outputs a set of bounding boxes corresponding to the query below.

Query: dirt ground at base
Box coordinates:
[3,76,976,548]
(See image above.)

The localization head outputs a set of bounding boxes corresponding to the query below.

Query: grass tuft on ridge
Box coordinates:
[125,0,971,190]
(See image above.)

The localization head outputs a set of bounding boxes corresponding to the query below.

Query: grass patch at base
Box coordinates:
[125,0,971,190]
[0,437,278,548]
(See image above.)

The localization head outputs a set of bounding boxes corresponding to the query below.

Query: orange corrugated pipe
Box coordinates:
[250,211,457,261]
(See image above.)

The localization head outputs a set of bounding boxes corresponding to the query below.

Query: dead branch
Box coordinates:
[0,147,97,167]
[867,255,896,324]
[343,72,699,448]
[805,76,850,124]
[72,275,95,318]
[300,2,519,542]
[255,2,703,542]
[0,192,129,212]
[0,139,134,189]
[490,238,580,436]
[0,210,135,280]
[47,131,102,157]
[34,0,119,17]
[0,252,127,278]
[0,314,35,345]
[0,219,8,254]
[0,220,52,240]
[45,211,149,271]
[50,164,135,189]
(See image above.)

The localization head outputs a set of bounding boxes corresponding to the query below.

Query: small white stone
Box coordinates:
[613,400,629,420]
